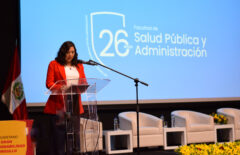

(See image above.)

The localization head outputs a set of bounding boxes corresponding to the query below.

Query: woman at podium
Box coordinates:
[44,41,86,155]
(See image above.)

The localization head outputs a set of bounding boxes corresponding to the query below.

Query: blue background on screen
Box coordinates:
[21,0,240,103]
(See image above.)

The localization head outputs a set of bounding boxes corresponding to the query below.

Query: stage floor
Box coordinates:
[99,148,178,155]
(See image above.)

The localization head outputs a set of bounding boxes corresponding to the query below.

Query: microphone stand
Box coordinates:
[88,60,148,155]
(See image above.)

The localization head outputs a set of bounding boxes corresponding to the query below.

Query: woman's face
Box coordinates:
[65,46,75,64]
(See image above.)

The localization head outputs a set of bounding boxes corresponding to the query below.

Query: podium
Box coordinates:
[46,78,110,155]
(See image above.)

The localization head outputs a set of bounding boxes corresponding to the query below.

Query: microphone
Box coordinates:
[78,59,97,66]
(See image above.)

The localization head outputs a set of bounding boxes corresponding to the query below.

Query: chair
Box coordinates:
[171,110,215,144]
[118,111,164,148]
[217,108,240,140]
[80,118,103,152]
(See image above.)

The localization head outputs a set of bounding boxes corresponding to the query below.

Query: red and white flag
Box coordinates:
[1,45,28,120]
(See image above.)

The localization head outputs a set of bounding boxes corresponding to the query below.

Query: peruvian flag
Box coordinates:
[1,44,28,120]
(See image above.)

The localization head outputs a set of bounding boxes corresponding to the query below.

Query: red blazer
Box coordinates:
[44,60,86,115]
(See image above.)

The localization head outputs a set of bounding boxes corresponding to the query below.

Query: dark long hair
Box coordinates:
[55,41,79,66]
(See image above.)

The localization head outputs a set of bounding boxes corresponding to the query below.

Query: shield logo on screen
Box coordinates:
[89,12,127,68]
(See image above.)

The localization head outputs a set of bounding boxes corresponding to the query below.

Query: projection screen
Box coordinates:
[20,0,240,104]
